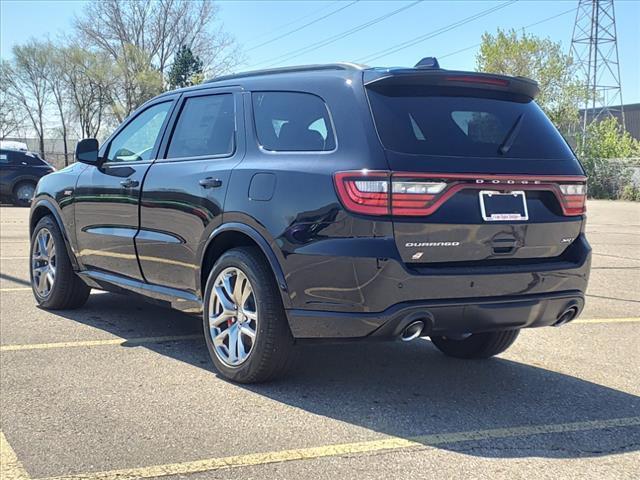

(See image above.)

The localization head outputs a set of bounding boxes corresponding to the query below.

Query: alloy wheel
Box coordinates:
[32,228,56,297]
[208,267,258,366]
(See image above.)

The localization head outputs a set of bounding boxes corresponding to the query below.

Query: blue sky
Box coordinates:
[1,0,639,102]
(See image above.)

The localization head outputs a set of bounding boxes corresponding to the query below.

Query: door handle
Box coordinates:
[199,178,223,189]
[120,178,139,188]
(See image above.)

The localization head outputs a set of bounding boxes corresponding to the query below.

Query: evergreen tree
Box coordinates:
[168,45,204,89]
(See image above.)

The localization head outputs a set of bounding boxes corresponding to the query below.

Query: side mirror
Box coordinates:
[75,138,100,165]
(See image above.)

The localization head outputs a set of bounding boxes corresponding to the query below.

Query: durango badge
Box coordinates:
[405,242,461,247]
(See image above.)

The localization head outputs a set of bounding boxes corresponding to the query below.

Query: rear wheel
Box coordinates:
[13,181,36,205]
[203,247,294,383]
[30,215,91,309]
[430,329,520,359]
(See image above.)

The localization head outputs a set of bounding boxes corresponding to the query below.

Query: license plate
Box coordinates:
[479,190,529,221]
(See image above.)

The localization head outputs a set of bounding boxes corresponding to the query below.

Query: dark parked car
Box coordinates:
[29,60,591,383]
[1,148,54,204]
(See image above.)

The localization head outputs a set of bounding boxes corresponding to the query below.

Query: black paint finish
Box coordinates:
[30,64,592,339]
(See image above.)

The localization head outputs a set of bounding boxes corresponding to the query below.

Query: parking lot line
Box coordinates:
[0,319,638,353]
[30,416,640,480]
[574,317,640,324]
[0,287,31,292]
[0,335,202,352]
[0,432,30,480]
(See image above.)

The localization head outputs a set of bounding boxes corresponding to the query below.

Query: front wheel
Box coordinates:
[203,247,294,383]
[30,215,91,309]
[430,329,520,359]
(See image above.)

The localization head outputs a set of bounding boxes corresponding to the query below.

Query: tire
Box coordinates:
[30,215,91,309]
[203,247,294,383]
[13,181,36,206]
[430,329,520,359]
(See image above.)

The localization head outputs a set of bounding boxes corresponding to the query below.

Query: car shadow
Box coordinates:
[50,292,640,459]
[0,272,31,286]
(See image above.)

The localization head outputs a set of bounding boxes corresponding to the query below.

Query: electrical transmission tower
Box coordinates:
[570,0,625,135]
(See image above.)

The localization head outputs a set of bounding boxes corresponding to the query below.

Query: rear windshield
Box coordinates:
[366,86,574,159]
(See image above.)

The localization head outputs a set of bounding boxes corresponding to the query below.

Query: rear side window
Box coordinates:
[1,150,26,165]
[167,94,235,159]
[252,92,336,152]
[367,86,574,159]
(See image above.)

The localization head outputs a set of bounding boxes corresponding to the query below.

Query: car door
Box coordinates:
[137,89,243,294]
[74,98,176,280]
[0,150,17,198]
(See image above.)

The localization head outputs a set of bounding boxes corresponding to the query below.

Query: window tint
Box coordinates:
[167,94,235,159]
[252,92,335,151]
[1,150,22,165]
[366,86,574,159]
[107,102,172,162]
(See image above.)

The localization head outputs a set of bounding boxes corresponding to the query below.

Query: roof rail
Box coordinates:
[205,62,367,84]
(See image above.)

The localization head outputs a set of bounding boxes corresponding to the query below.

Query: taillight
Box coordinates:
[334,171,449,216]
[445,75,509,87]
[334,171,390,215]
[391,179,447,215]
[558,183,587,215]
[334,171,587,217]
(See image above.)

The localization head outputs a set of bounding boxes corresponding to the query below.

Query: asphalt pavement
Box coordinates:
[1,200,639,480]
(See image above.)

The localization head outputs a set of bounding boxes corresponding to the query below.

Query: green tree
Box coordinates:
[577,117,640,199]
[59,46,118,139]
[110,44,164,123]
[476,29,584,137]
[168,45,204,89]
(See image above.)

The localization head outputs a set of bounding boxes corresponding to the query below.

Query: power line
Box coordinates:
[255,0,424,68]
[245,1,342,45]
[354,0,516,64]
[439,7,576,61]
[245,1,359,53]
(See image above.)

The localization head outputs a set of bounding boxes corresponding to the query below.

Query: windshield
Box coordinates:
[366,86,574,160]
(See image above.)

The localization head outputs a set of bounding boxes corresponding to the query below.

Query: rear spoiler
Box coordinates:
[363,69,540,99]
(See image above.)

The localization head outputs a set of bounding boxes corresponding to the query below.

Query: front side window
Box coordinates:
[106,102,172,162]
[252,92,336,152]
[167,94,235,159]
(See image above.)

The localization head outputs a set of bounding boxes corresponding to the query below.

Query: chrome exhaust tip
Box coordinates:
[554,306,579,327]
[401,320,425,342]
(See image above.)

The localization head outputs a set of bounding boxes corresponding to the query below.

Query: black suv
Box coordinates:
[1,148,55,204]
[29,61,591,383]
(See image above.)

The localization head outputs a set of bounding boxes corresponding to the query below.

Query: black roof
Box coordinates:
[159,60,539,100]
[204,63,366,85]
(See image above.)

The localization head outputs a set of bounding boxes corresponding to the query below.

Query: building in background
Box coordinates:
[579,103,640,141]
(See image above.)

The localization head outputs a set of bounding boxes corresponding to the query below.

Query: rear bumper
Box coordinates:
[288,290,585,339]
[284,235,591,339]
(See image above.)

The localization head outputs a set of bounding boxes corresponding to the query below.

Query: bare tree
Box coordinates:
[59,46,118,139]
[43,43,72,165]
[2,41,52,157]
[74,0,241,117]
[0,68,27,140]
